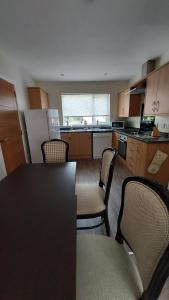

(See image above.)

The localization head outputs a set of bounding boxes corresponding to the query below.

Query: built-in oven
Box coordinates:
[118,134,127,160]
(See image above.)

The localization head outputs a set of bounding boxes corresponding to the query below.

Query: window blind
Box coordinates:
[61,94,110,117]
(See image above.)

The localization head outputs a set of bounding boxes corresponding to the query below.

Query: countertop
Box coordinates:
[114,129,169,144]
[60,128,113,133]
[60,127,169,143]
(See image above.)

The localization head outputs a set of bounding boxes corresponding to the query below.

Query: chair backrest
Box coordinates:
[99,148,117,205]
[41,139,69,163]
[116,177,169,300]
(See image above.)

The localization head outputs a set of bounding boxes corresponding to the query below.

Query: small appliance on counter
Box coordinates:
[138,104,155,133]
[112,121,126,130]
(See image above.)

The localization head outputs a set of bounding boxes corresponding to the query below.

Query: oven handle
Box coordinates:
[119,139,127,143]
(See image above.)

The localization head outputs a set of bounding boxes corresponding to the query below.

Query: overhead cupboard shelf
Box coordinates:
[118,90,143,117]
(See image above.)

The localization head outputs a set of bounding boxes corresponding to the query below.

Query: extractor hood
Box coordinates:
[129,87,145,94]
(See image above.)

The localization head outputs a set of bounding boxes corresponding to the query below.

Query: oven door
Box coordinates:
[118,139,127,160]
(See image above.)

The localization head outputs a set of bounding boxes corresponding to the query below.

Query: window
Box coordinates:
[61,94,110,126]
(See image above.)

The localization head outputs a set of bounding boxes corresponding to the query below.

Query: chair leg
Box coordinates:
[104,213,110,237]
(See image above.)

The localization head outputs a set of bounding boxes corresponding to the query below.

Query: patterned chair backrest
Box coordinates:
[99,148,117,206]
[116,177,169,298]
[41,139,69,163]
[100,148,117,187]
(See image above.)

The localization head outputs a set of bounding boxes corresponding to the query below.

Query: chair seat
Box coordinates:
[76,184,106,215]
[76,234,143,300]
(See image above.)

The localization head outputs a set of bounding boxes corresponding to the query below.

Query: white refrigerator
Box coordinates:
[24,109,60,163]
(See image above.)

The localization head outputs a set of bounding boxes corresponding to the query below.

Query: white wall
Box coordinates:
[0,49,35,161]
[36,80,129,125]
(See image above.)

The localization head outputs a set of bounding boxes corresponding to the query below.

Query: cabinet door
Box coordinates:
[61,132,92,160]
[127,138,146,176]
[28,88,41,109]
[60,133,70,144]
[61,133,79,159]
[129,94,142,116]
[69,133,79,158]
[156,63,169,114]
[144,71,159,115]
[78,133,92,159]
[126,138,137,173]
[135,140,146,176]
[112,132,119,150]
[28,87,49,109]
[118,92,130,117]
[40,89,49,109]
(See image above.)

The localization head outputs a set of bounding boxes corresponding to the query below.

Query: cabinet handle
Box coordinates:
[152,101,155,112]
[156,100,160,112]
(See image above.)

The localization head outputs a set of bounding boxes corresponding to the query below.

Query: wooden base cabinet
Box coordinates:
[126,137,169,186]
[61,132,92,160]
[112,132,119,150]
[126,138,146,176]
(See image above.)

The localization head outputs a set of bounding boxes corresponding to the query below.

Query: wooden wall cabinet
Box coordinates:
[61,132,92,160]
[28,87,49,109]
[118,91,130,117]
[144,63,169,115]
[156,63,169,114]
[126,136,169,186]
[118,90,142,117]
[144,70,160,115]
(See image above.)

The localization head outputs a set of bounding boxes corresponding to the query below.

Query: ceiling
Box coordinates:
[0,0,169,81]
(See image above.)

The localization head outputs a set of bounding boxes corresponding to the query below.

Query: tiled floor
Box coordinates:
[76,158,169,300]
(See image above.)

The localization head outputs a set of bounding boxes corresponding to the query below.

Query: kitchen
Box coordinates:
[0,1,169,299]
[23,59,169,188]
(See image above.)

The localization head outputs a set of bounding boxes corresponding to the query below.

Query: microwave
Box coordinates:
[112,121,125,129]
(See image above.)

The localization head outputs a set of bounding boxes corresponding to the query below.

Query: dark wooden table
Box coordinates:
[0,162,76,300]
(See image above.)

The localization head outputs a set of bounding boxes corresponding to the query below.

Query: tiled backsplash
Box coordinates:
[155,116,169,133]
[127,117,141,128]
[127,116,169,132]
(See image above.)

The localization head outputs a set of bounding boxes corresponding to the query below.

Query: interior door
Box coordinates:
[0,79,26,174]
[1,135,25,174]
